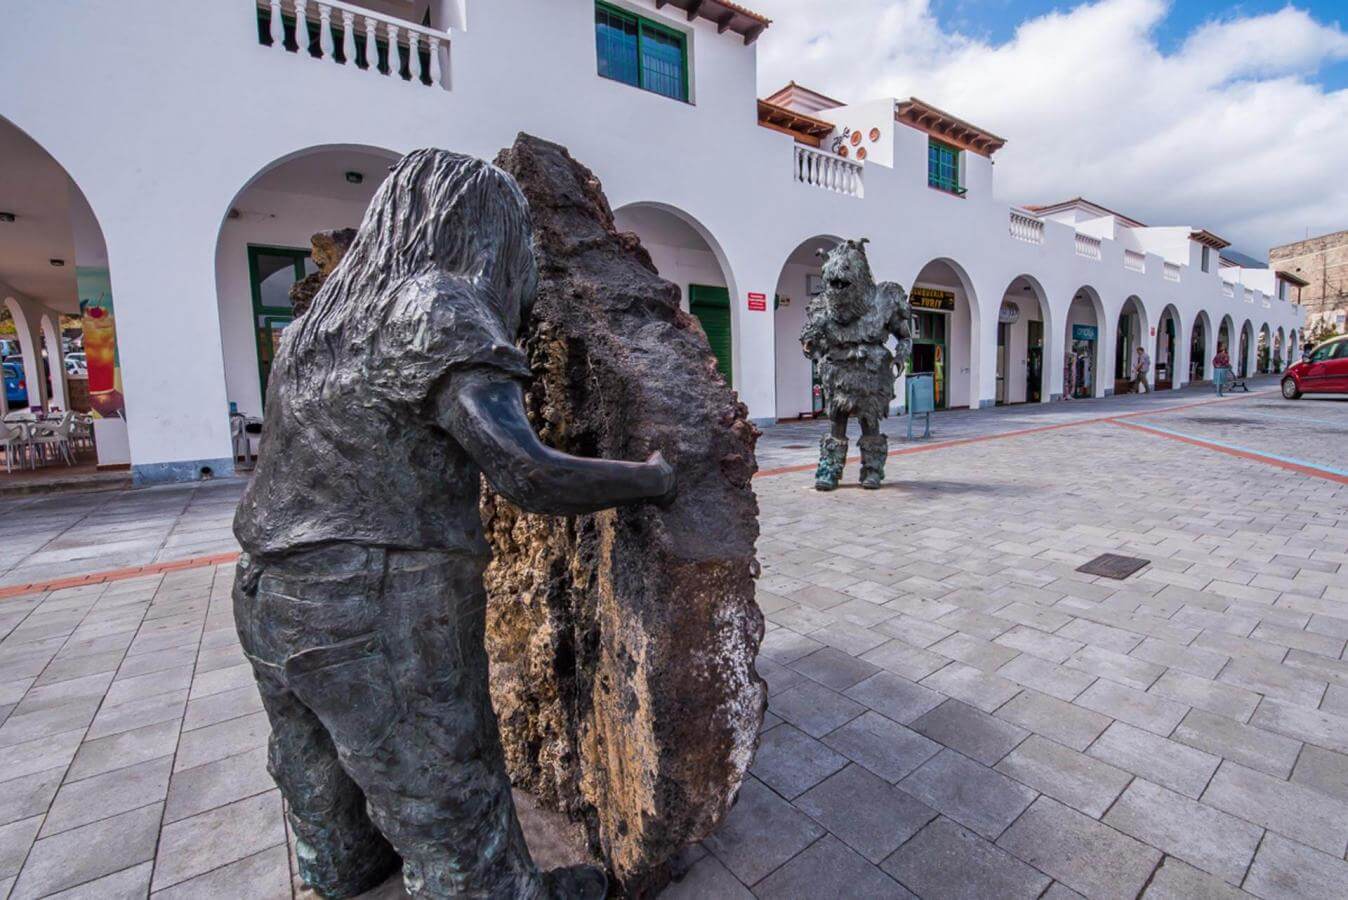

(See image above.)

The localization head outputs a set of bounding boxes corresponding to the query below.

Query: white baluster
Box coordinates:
[268,0,283,46]
[364,16,379,70]
[318,3,334,60]
[428,35,443,87]
[341,10,356,65]
[294,0,308,54]
[407,30,421,83]
[386,23,400,77]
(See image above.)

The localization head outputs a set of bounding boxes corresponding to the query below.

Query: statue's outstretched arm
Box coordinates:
[438,368,675,516]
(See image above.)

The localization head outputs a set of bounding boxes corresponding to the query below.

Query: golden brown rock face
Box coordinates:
[288,228,356,318]
[483,134,765,897]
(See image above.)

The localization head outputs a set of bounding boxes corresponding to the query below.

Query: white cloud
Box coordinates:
[752,0,1348,255]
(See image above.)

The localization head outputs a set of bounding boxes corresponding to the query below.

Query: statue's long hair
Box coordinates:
[287,149,536,377]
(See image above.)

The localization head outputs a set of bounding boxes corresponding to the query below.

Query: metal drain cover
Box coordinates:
[1076,553,1151,580]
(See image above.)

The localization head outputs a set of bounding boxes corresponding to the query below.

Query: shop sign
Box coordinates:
[1072,324,1098,341]
[747,292,767,312]
[911,286,956,311]
[998,301,1020,324]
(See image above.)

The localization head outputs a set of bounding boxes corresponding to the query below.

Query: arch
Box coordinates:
[1190,309,1213,382]
[39,311,69,410]
[770,234,842,419]
[911,257,982,409]
[612,201,741,388]
[1065,286,1106,398]
[1289,328,1301,364]
[1155,303,1183,390]
[995,274,1053,404]
[213,143,403,419]
[1114,295,1151,392]
[1256,322,1272,374]
[1273,326,1286,373]
[1238,320,1255,378]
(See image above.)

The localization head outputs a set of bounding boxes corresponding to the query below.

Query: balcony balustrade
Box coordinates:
[1009,210,1044,244]
[255,0,449,90]
[1222,281,1235,297]
[1074,233,1102,260]
[1163,262,1181,282]
[1124,250,1145,272]
[794,145,864,198]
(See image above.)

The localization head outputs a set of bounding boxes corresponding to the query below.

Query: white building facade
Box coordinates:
[1,0,1304,483]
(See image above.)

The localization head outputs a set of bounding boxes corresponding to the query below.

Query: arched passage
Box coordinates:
[1257,323,1272,374]
[1065,286,1105,399]
[1273,327,1286,373]
[1238,320,1255,378]
[1155,304,1183,390]
[613,202,740,389]
[1115,295,1151,392]
[771,234,840,419]
[911,258,981,409]
[39,312,69,410]
[995,275,1052,404]
[214,143,401,418]
[1218,315,1235,361]
[1190,310,1213,382]
[1289,329,1301,364]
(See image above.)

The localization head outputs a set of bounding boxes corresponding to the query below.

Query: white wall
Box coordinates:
[773,262,817,419]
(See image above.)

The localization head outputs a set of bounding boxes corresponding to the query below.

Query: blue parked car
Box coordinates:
[3,361,27,407]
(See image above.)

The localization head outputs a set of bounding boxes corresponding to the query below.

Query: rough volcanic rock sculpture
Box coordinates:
[485,133,765,896]
[288,227,355,318]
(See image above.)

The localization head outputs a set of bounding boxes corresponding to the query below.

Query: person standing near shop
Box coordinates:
[1133,346,1151,393]
[1213,343,1231,396]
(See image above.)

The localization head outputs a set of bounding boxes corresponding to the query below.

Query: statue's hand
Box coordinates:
[645,451,678,506]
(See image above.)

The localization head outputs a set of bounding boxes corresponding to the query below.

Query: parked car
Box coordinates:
[65,357,87,376]
[3,361,26,407]
[1282,336,1348,398]
[0,339,19,359]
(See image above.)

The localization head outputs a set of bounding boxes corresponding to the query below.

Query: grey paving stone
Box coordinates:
[995,735,1130,818]
[1250,696,1348,753]
[912,699,1028,766]
[993,624,1083,664]
[1129,636,1228,679]
[881,816,1049,900]
[930,632,1019,673]
[750,724,848,799]
[150,790,286,891]
[788,647,881,691]
[165,745,275,824]
[1243,832,1348,900]
[936,608,1015,642]
[0,700,99,749]
[10,803,161,900]
[756,657,807,698]
[1202,761,1348,856]
[995,690,1111,751]
[702,778,825,886]
[1064,645,1164,691]
[755,834,914,899]
[32,652,123,688]
[1172,708,1302,778]
[996,797,1160,900]
[874,613,957,648]
[0,729,84,783]
[65,716,181,781]
[996,654,1096,702]
[899,749,1036,840]
[0,768,62,827]
[769,681,866,738]
[1141,857,1245,900]
[1217,657,1327,709]
[1087,721,1219,798]
[1250,621,1345,658]
[101,665,194,709]
[808,621,889,657]
[844,671,944,724]
[172,709,270,772]
[820,711,941,783]
[1148,669,1260,723]
[859,639,948,681]
[796,764,935,863]
[84,688,187,740]
[152,844,291,900]
[0,816,42,879]
[1075,679,1188,736]
[1104,779,1261,884]
[1057,619,1144,654]
[920,663,1021,713]
[660,853,753,900]
[43,861,152,899]
[1290,744,1348,804]
[40,755,172,837]
[760,629,826,665]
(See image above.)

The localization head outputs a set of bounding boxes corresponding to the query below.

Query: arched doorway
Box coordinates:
[771,235,840,420]
[996,275,1051,404]
[613,202,739,388]
[1218,315,1235,363]
[1257,323,1272,374]
[0,114,120,467]
[911,258,980,409]
[1273,327,1286,373]
[1065,287,1105,399]
[214,144,401,419]
[1238,321,1254,378]
[1155,304,1182,390]
[1115,295,1150,393]
[1190,310,1212,382]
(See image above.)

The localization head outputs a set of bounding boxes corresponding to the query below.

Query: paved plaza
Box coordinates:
[1,379,1346,898]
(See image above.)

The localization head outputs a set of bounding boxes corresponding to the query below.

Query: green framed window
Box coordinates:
[595,2,689,102]
[928,140,964,195]
[247,245,314,406]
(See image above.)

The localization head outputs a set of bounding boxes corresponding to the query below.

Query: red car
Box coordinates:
[1282,336,1348,398]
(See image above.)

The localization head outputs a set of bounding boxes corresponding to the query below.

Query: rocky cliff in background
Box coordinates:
[483,133,765,897]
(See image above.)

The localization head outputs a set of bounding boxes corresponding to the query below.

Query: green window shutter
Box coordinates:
[595,2,688,102]
[689,284,732,383]
[927,140,964,195]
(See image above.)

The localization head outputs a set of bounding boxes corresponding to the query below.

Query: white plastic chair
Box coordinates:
[1,421,30,473]
[30,412,75,466]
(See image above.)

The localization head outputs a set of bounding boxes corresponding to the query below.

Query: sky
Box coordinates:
[751,0,1348,259]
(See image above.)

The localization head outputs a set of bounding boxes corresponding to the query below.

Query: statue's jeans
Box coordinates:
[234,544,545,900]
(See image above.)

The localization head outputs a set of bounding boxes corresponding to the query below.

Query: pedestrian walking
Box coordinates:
[1133,347,1151,394]
[1213,344,1231,396]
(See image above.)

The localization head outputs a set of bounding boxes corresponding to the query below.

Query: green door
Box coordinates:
[689,284,732,383]
[247,245,314,407]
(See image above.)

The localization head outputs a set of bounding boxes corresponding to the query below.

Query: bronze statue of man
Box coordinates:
[800,239,913,490]
[233,150,674,899]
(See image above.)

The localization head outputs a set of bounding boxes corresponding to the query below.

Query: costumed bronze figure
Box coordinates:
[232,150,674,899]
[800,238,914,490]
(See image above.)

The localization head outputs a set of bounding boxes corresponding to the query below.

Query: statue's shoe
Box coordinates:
[860,477,882,490]
[544,864,608,900]
[814,479,839,491]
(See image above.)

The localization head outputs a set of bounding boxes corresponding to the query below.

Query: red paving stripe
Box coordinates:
[754,390,1268,479]
[1110,419,1348,486]
[0,551,241,601]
